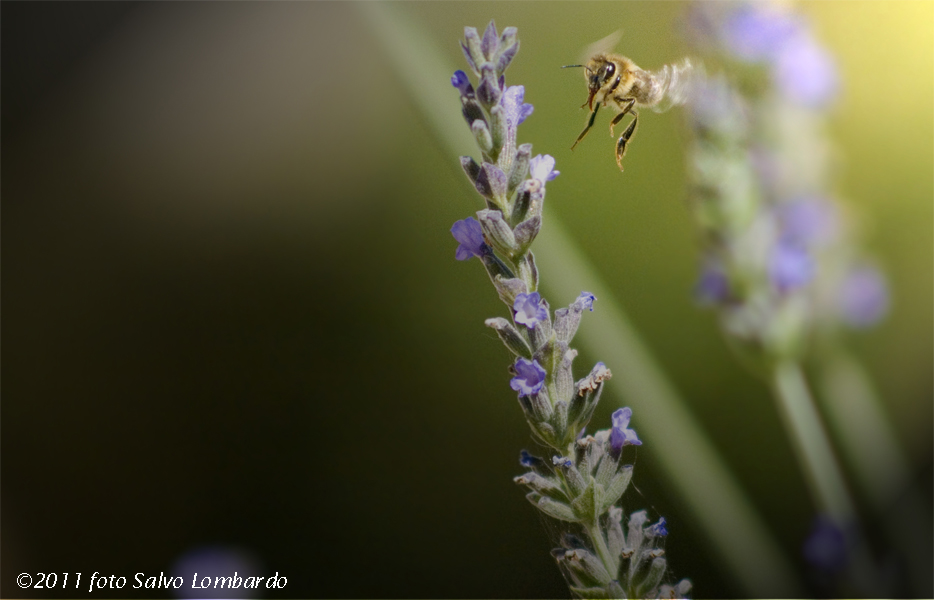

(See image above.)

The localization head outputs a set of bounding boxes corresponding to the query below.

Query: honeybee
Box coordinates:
[564,51,695,171]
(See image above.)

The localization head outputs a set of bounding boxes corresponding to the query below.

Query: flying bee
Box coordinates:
[564,51,695,171]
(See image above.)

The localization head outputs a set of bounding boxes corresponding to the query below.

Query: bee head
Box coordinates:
[585,54,616,110]
[586,56,617,109]
[562,56,618,110]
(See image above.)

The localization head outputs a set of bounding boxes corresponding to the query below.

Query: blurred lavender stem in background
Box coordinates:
[359,2,802,596]
[685,1,931,594]
[771,361,854,520]
[817,349,933,593]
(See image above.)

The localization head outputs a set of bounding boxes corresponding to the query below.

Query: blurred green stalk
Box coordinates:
[359,3,803,596]
[818,350,933,594]
[771,361,856,521]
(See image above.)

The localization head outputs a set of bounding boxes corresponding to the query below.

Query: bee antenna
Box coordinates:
[562,64,594,76]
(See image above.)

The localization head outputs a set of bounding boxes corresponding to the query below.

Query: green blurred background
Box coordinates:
[3,2,930,598]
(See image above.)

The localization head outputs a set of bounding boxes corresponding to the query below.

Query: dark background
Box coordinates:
[3,2,931,598]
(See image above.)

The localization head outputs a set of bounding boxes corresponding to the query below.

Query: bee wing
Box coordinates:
[647,57,702,113]
[578,29,623,63]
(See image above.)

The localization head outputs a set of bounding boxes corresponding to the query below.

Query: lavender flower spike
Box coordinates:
[685,5,910,595]
[448,24,689,599]
[451,217,488,261]
[510,357,546,397]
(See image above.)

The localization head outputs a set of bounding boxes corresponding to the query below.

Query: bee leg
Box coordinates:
[615,111,638,171]
[571,103,600,150]
[609,98,636,137]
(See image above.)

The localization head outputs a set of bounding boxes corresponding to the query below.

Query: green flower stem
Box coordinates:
[360,3,802,596]
[770,360,855,521]
[547,381,560,410]
[818,350,917,510]
[586,520,617,578]
[818,350,933,594]
[771,362,890,591]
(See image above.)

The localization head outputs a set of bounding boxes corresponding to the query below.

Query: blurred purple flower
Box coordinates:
[609,407,642,454]
[171,546,263,600]
[803,515,848,574]
[695,261,730,304]
[721,5,800,62]
[838,265,889,328]
[774,34,839,108]
[769,240,813,292]
[514,292,548,329]
[510,357,546,397]
[777,197,839,247]
[451,217,488,261]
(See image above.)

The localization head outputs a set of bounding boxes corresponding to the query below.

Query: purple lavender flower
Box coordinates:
[510,357,547,397]
[803,515,848,573]
[514,292,548,329]
[838,265,889,328]
[769,240,813,292]
[609,407,642,453]
[519,449,544,468]
[647,517,669,537]
[774,34,839,108]
[721,4,800,62]
[451,70,474,99]
[578,292,596,311]
[501,85,534,132]
[777,197,839,248]
[695,261,730,304]
[451,217,488,261]
[552,455,573,469]
[529,154,559,184]
[715,5,837,108]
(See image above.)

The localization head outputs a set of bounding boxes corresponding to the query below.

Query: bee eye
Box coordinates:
[603,62,616,81]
